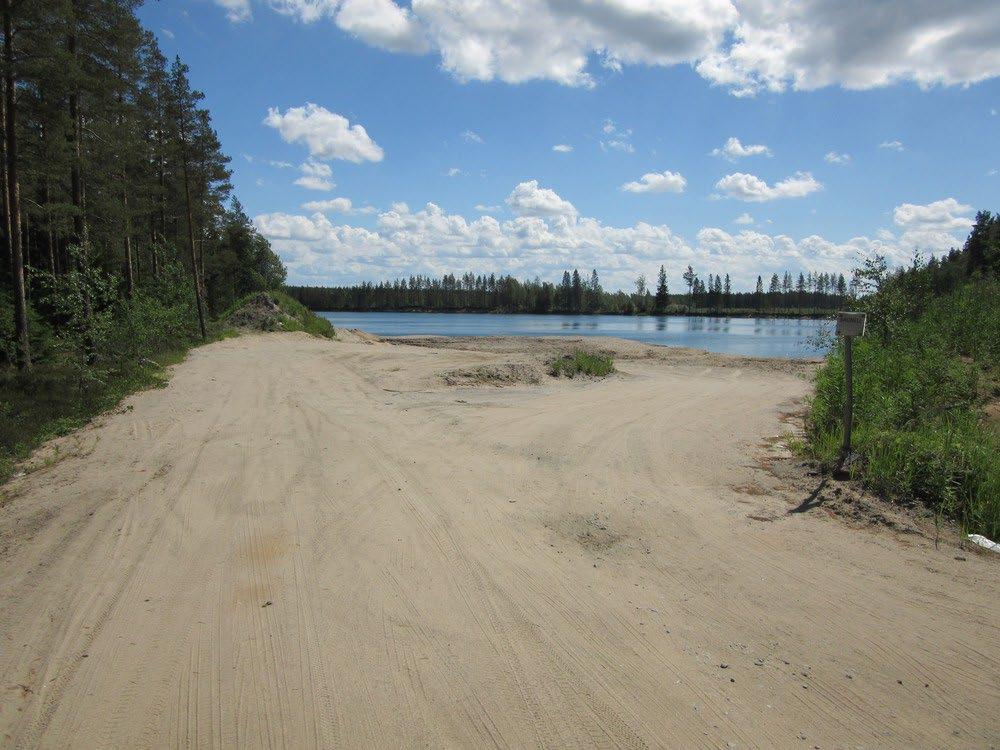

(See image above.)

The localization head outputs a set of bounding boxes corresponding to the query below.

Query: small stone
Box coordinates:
[262,601,272,608]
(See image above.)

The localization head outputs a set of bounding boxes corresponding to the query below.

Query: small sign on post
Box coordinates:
[835,311,866,471]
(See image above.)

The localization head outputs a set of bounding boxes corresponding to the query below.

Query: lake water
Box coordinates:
[318,311,832,359]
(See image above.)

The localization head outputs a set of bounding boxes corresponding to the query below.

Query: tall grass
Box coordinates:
[805,278,999,538]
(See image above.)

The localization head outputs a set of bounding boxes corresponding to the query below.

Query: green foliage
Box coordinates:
[271,291,336,338]
[550,351,615,378]
[805,220,1000,538]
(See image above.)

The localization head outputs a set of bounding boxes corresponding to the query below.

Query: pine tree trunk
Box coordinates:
[122,175,134,297]
[68,2,85,248]
[4,0,30,370]
[179,131,206,340]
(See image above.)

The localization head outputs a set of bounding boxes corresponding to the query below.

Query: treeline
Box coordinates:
[0,0,286,373]
[1,1,287,481]
[288,267,851,316]
[807,211,999,537]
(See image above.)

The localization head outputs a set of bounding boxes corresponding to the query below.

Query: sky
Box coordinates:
[137,0,999,292]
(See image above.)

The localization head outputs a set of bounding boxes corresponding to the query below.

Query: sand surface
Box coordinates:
[1,332,997,748]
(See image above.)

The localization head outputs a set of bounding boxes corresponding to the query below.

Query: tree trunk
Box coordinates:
[179,130,206,339]
[68,2,85,248]
[4,0,30,370]
[122,175,134,297]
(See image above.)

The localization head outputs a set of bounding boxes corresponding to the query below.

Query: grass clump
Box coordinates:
[804,222,999,539]
[550,351,615,378]
[225,290,336,338]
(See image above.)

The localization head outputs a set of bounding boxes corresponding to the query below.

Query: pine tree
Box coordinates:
[655,265,669,313]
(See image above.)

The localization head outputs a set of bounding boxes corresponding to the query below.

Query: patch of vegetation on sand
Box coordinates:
[227,291,335,339]
[550,351,615,378]
[444,362,543,387]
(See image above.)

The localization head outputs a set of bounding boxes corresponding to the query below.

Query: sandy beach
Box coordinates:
[1,331,997,748]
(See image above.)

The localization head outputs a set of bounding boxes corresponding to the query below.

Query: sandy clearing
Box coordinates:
[0,332,997,749]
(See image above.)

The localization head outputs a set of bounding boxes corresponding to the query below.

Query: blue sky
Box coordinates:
[139,1,999,291]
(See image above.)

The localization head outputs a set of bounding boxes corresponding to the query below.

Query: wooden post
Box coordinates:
[842,334,853,459]
[835,311,866,470]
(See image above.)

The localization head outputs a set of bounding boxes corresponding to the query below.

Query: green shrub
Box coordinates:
[805,275,999,538]
[550,351,615,378]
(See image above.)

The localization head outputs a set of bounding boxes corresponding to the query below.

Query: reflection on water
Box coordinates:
[318,311,832,359]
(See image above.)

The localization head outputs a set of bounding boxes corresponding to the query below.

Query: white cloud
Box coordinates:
[879,140,905,152]
[600,119,635,153]
[461,130,483,143]
[269,160,294,169]
[602,139,634,154]
[711,137,772,161]
[734,212,754,225]
[621,170,686,194]
[161,28,175,39]
[334,0,428,52]
[552,144,573,153]
[715,171,822,202]
[824,151,851,165]
[890,198,974,253]
[696,1,1000,96]
[445,167,462,177]
[301,197,353,213]
[294,161,336,191]
[474,204,501,212]
[240,2,1000,95]
[213,0,251,22]
[264,103,384,163]
[255,182,975,291]
[505,180,577,217]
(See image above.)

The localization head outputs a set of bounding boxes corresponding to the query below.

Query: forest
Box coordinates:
[288,267,852,316]
[0,1,286,479]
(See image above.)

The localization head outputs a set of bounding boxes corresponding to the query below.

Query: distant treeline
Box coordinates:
[287,266,852,316]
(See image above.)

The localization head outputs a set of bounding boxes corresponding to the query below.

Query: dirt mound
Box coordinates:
[443,361,543,386]
[228,293,290,331]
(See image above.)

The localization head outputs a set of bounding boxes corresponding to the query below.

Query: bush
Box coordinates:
[550,351,615,378]
[805,273,999,539]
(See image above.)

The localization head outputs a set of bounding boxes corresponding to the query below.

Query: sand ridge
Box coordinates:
[1,332,996,748]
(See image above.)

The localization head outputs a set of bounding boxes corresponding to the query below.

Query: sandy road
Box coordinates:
[1,332,997,748]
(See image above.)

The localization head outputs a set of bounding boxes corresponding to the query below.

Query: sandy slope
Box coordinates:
[1,332,997,749]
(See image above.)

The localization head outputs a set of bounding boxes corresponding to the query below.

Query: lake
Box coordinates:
[318,312,832,359]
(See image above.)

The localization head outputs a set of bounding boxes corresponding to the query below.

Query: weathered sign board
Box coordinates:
[836,311,866,337]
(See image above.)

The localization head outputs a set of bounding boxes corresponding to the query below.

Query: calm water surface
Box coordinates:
[318,312,832,359]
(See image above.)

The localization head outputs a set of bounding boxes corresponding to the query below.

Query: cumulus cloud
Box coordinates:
[255,184,974,291]
[241,1,1000,95]
[621,170,686,194]
[445,167,462,177]
[294,161,336,191]
[475,204,501,212]
[600,119,635,153]
[711,137,772,161]
[334,0,428,52]
[552,144,573,153]
[715,172,822,202]
[505,180,577,217]
[269,160,294,169]
[879,140,905,151]
[264,103,384,163]
[734,212,754,225]
[461,130,483,143]
[824,151,851,165]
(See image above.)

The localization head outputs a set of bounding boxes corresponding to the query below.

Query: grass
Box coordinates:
[550,351,615,378]
[804,277,999,539]
[272,290,336,338]
[0,344,191,485]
